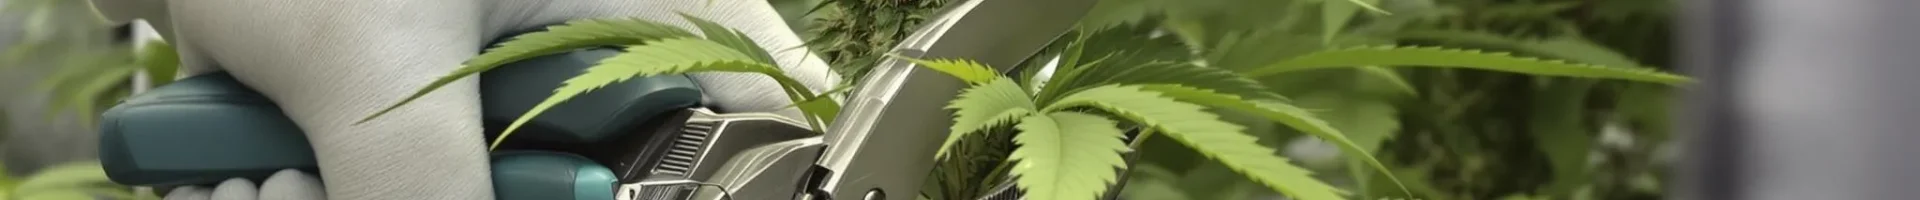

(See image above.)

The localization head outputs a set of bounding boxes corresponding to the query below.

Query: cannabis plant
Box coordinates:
[367,15,844,149]
[802,0,950,79]
[1005,0,1694,199]
[0,162,148,200]
[365,2,1690,200]
[912,24,1683,200]
[2,0,177,124]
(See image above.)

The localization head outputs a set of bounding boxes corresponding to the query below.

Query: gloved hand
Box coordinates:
[86,0,838,199]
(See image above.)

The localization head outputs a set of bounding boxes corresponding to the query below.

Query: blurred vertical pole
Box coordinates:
[1675,0,1746,198]
[1684,0,1920,200]
[130,19,154,94]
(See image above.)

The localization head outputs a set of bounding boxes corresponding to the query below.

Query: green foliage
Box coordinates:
[1245,46,1689,85]
[804,0,951,79]
[1007,112,1130,200]
[361,18,699,124]
[901,58,1001,85]
[919,55,1383,199]
[1049,85,1344,200]
[1,162,134,200]
[369,16,842,150]
[935,77,1033,158]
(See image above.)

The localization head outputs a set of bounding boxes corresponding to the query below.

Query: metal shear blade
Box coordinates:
[813,0,1099,199]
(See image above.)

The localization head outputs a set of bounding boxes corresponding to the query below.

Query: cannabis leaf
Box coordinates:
[486,37,794,149]
[1047,85,1345,200]
[900,58,1002,85]
[938,77,1035,158]
[1041,62,1285,103]
[362,18,698,123]
[1008,112,1131,200]
[1245,46,1691,85]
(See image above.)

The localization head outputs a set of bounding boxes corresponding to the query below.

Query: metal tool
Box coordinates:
[806,0,1099,199]
[92,0,1101,199]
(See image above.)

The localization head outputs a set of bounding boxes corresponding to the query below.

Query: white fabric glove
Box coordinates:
[95,0,838,199]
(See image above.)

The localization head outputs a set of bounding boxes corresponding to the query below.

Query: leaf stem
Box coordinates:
[1127,128,1158,149]
[979,157,1018,193]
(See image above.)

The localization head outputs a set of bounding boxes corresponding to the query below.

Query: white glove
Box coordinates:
[92,0,838,199]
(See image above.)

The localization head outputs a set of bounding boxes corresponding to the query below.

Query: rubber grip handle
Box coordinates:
[492,151,619,200]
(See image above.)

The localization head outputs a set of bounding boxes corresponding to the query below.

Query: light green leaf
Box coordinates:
[1338,0,1389,14]
[1246,46,1690,85]
[362,18,697,123]
[679,13,778,65]
[896,57,1000,85]
[1008,112,1131,200]
[40,53,134,121]
[16,191,95,200]
[783,83,852,124]
[938,77,1035,158]
[1531,80,1597,195]
[489,38,780,149]
[1392,30,1640,68]
[1137,84,1408,196]
[10,162,114,199]
[1322,0,1382,43]
[1357,66,1416,96]
[1046,85,1344,200]
[1042,62,1284,104]
[71,67,139,125]
[137,41,181,87]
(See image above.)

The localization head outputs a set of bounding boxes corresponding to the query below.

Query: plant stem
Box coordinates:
[978,157,1017,193]
[1128,128,1159,149]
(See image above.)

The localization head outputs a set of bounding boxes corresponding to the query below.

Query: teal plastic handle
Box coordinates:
[99,47,699,191]
[480,48,704,144]
[98,73,320,186]
[492,151,619,200]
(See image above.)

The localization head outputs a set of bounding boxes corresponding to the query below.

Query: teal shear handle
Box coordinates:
[99,47,704,200]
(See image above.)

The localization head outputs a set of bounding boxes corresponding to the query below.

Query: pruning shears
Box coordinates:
[93,0,1098,199]
[616,0,1102,198]
[804,0,1099,199]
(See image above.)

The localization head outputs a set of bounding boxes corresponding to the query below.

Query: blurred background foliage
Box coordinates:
[793,0,1676,199]
[1,0,1678,199]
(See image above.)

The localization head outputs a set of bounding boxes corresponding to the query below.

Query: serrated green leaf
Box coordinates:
[1392,30,1640,68]
[488,38,779,149]
[1137,84,1409,196]
[1357,66,1417,96]
[362,18,697,123]
[896,57,999,85]
[938,77,1035,158]
[679,13,778,65]
[1046,85,1344,200]
[1008,111,1131,200]
[1044,62,1285,104]
[1246,46,1690,85]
